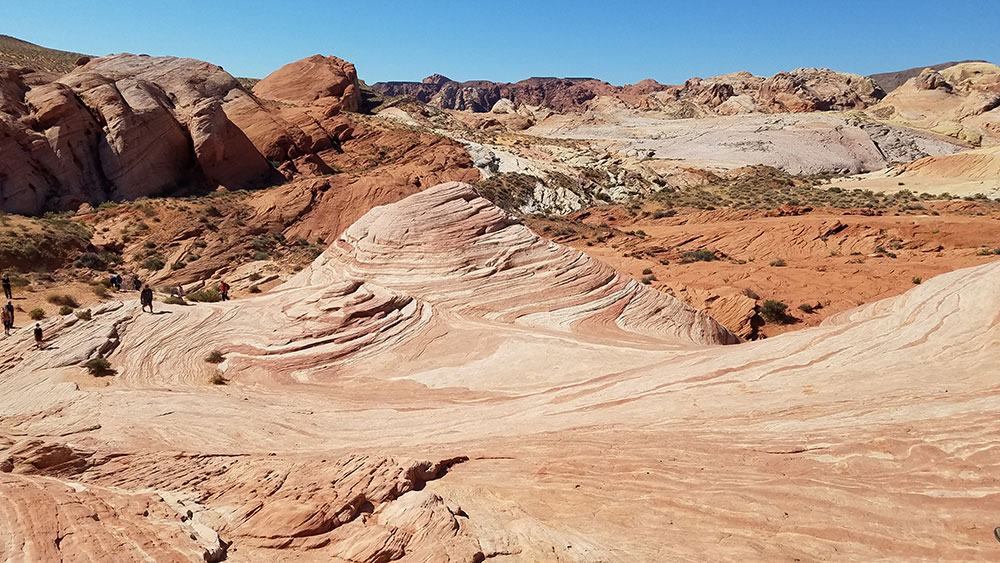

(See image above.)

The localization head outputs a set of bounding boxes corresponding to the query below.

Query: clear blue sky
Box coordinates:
[4,0,997,85]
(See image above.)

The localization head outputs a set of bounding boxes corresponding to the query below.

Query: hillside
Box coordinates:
[0,34,90,74]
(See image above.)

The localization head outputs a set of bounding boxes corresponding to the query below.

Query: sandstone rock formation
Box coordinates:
[1,183,998,560]
[252,54,360,113]
[0,51,477,217]
[865,61,1000,146]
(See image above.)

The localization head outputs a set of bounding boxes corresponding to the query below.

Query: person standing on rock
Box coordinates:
[132,275,142,291]
[33,323,43,349]
[2,306,11,336]
[1,272,11,299]
[175,283,185,299]
[219,280,230,301]
[140,284,154,313]
[4,300,13,328]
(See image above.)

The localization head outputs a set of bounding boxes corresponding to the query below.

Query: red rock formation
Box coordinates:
[252,54,360,113]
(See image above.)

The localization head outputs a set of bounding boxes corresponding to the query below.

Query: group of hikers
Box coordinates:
[2,268,233,351]
[1,273,43,347]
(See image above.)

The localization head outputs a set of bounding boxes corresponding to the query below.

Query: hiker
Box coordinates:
[110,273,121,291]
[33,323,42,349]
[140,284,154,313]
[1,272,11,299]
[1,306,11,336]
[175,283,185,299]
[132,276,141,291]
[3,300,13,327]
[219,280,230,301]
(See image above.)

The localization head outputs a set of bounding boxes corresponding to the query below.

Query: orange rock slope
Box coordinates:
[1,183,999,562]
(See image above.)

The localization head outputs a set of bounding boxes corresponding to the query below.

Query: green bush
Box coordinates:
[75,309,91,321]
[640,276,653,285]
[171,261,186,270]
[249,284,261,294]
[141,257,165,271]
[680,249,718,263]
[162,295,188,306]
[47,294,79,308]
[641,268,653,275]
[769,258,787,267]
[252,251,269,261]
[74,251,107,270]
[798,303,814,314]
[742,288,760,300]
[84,356,111,375]
[92,284,109,298]
[29,308,45,320]
[760,300,790,323]
[912,276,922,284]
[59,305,73,315]
[188,289,223,302]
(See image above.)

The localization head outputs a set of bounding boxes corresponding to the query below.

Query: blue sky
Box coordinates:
[4,1,998,85]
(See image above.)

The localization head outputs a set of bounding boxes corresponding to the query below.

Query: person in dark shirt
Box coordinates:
[33,323,43,349]
[140,284,154,313]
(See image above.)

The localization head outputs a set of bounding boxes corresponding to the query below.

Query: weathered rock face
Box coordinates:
[371,68,885,115]
[0,52,455,216]
[252,54,360,113]
[0,54,281,214]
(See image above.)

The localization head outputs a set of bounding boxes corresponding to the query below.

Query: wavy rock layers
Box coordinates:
[332,182,737,345]
[1,186,999,560]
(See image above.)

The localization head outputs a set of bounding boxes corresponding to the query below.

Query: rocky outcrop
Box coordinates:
[865,61,1000,146]
[371,68,885,115]
[252,54,360,113]
[1,52,471,216]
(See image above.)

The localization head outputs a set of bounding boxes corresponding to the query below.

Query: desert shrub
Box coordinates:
[252,251,269,261]
[209,372,227,385]
[742,288,760,300]
[640,277,653,285]
[171,261,186,270]
[912,276,922,285]
[162,295,188,306]
[759,300,790,323]
[641,268,653,275]
[205,205,222,217]
[59,305,73,315]
[74,251,107,270]
[680,249,718,263]
[144,240,157,249]
[47,294,79,308]
[75,309,91,321]
[92,284,109,298]
[205,350,225,364]
[194,240,208,248]
[798,303,814,314]
[141,257,165,271]
[249,284,261,294]
[188,289,222,302]
[659,259,670,265]
[84,356,111,375]
[29,308,45,320]
[248,272,262,281]
[652,209,676,219]
[769,258,787,267]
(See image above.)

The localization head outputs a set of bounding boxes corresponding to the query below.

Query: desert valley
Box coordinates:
[0,27,999,562]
